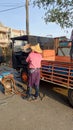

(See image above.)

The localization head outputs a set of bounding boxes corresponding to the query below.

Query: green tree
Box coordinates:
[32,0,73,28]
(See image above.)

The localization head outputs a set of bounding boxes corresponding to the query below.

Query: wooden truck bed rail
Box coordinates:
[41,60,73,89]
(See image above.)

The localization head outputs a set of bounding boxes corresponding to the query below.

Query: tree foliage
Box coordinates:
[32,0,73,28]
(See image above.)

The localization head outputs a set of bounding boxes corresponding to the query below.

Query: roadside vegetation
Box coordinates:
[32,0,73,28]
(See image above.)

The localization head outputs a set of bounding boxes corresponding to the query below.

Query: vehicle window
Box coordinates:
[14,40,28,52]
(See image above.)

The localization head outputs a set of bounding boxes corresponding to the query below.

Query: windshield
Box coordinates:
[14,40,28,52]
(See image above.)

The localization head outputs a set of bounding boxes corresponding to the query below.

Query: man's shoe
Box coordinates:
[34,96,40,101]
[26,95,35,101]
[22,95,35,101]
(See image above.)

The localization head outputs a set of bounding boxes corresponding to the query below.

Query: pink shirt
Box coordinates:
[26,52,42,68]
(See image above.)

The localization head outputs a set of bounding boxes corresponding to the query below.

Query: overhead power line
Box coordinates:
[0,2,24,7]
[0,5,24,13]
[0,4,23,7]
[0,2,24,4]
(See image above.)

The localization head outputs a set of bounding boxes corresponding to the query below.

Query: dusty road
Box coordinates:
[0,80,73,130]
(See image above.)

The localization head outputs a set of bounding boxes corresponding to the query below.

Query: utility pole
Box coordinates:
[26,0,29,36]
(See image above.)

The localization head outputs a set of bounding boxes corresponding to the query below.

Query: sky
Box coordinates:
[0,0,72,39]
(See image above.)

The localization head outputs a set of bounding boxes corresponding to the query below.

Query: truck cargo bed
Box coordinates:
[41,59,73,89]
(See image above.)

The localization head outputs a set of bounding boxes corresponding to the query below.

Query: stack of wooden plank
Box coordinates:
[55,56,70,62]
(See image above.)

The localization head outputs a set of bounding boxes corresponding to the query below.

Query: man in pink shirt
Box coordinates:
[26,43,42,101]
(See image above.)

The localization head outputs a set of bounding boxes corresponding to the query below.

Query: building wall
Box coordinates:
[0,25,8,47]
[0,22,26,48]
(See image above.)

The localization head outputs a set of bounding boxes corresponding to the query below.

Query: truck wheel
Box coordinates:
[21,70,28,83]
[68,89,73,107]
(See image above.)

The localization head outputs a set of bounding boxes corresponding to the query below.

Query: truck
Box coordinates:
[11,35,73,107]
[11,35,54,82]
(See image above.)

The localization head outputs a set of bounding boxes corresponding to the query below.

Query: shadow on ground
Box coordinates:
[0,68,72,108]
[40,80,72,108]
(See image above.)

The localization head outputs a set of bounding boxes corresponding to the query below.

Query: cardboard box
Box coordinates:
[42,50,55,61]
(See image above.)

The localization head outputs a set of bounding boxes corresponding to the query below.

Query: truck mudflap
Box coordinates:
[40,60,73,107]
[68,89,73,107]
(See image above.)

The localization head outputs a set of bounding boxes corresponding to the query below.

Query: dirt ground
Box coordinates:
[0,79,73,130]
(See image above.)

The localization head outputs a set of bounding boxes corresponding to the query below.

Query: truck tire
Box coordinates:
[68,89,73,107]
[21,69,28,83]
